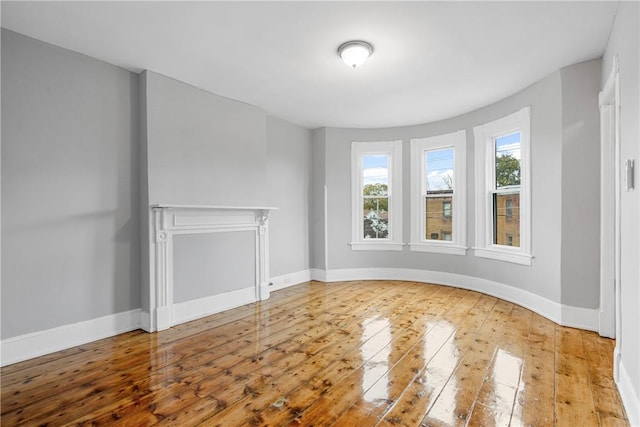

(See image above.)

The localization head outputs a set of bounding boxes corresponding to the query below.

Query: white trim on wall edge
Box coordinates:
[172,287,256,326]
[1,309,142,367]
[0,270,317,366]
[310,268,327,282]
[559,305,599,331]
[140,310,151,333]
[0,268,601,368]
[312,268,598,332]
[617,360,640,427]
[269,269,313,292]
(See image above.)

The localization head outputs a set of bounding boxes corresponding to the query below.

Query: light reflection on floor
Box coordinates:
[361,317,391,403]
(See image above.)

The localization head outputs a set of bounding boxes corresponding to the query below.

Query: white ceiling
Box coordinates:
[1,1,618,129]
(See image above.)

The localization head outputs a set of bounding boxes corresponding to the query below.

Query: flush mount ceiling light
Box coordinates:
[338,40,374,69]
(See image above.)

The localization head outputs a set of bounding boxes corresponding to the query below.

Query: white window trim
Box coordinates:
[473,107,532,265]
[409,130,467,255]
[350,140,403,251]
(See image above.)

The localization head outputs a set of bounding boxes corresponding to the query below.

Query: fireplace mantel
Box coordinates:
[144,204,277,332]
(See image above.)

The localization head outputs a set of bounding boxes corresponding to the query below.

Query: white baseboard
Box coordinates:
[618,359,640,427]
[599,308,616,339]
[0,268,602,368]
[561,305,600,331]
[172,287,256,326]
[269,269,313,292]
[2,273,311,365]
[1,309,142,367]
[140,310,151,333]
[310,268,326,282]
[316,267,598,332]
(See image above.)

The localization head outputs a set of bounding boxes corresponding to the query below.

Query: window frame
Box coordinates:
[473,107,532,265]
[350,140,403,251]
[409,130,467,255]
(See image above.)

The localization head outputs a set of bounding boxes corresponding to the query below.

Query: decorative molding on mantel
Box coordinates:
[145,204,277,332]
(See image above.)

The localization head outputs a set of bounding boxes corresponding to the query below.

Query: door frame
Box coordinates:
[598,55,621,378]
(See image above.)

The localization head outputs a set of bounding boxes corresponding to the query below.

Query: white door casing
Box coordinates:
[598,56,621,378]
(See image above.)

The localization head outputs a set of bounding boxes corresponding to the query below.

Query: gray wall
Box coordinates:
[312,62,602,307]
[310,128,327,270]
[602,0,640,415]
[144,71,267,207]
[266,116,312,277]
[173,232,256,302]
[1,30,140,338]
[138,72,151,313]
[141,73,312,308]
[1,31,314,340]
[560,59,602,308]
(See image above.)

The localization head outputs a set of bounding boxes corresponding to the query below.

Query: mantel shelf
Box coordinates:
[151,204,278,211]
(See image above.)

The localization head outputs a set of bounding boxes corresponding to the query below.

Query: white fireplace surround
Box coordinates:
[145,204,277,332]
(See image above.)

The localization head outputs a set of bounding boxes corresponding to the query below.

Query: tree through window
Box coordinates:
[351,141,403,251]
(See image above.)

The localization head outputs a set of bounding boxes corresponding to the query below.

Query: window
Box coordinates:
[410,130,467,255]
[351,140,403,251]
[473,107,532,265]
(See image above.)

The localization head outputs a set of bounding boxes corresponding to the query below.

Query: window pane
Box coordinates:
[364,198,389,239]
[425,148,454,193]
[363,154,389,196]
[493,193,520,247]
[425,196,453,241]
[495,133,521,188]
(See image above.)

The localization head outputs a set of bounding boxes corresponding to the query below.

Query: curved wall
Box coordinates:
[311,59,601,328]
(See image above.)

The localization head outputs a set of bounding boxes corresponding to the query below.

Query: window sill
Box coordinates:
[409,243,468,255]
[349,241,404,251]
[473,247,533,266]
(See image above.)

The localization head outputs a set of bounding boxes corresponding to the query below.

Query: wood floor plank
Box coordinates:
[71,281,427,426]
[0,280,331,387]
[466,300,532,426]
[555,326,599,426]
[508,312,556,426]
[332,291,484,426]
[420,299,515,426]
[582,330,617,389]
[377,293,499,426]
[198,282,451,426]
[0,281,629,427]
[1,281,369,420]
[286,287,465,426]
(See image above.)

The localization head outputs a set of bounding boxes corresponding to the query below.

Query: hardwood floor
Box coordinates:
[1,280,629,426]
